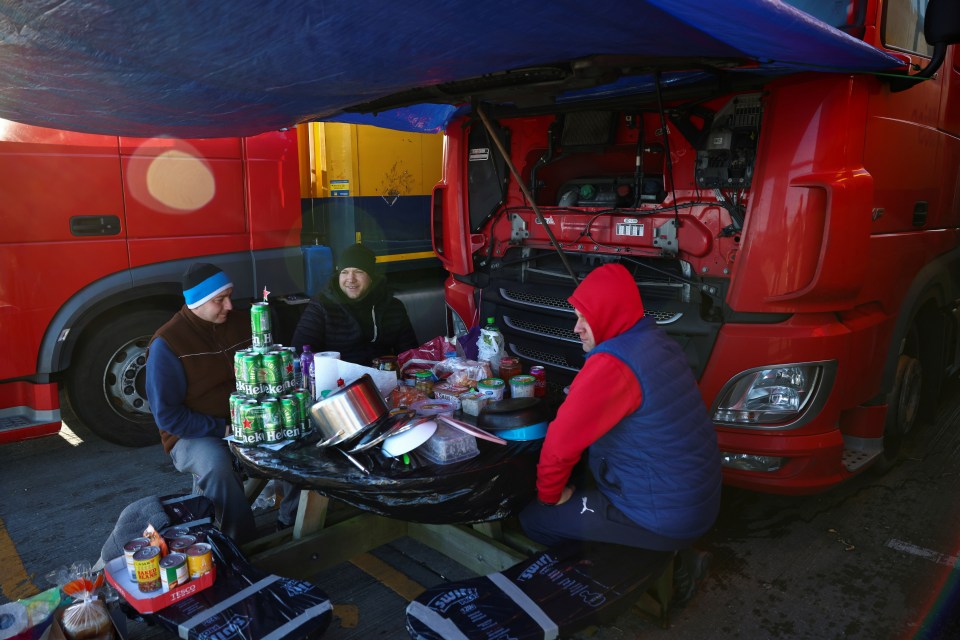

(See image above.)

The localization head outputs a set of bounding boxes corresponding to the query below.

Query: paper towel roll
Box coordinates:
[317,351,341,359]
[0,602,28,640]
[313,354,341,399]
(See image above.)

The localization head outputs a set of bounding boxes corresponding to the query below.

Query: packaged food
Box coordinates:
[389,384,429,408]
[433,358,492,388]
[431,382,472,409]
[477,378,506,401]
[418,423,480,465]
[410,398,458,416]
[460,391,491,416]
[509,374,536,398]
[60,598,115,640]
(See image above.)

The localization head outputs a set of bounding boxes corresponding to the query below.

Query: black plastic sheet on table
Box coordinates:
[232,433,541,524]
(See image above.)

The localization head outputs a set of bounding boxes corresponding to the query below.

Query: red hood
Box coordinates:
[568,264,644,346]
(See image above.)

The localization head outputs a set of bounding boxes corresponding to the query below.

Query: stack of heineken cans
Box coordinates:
[230,300,311,446]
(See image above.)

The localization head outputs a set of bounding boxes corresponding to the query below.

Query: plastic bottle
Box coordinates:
[300,345,315,398]
[478,317,505,376]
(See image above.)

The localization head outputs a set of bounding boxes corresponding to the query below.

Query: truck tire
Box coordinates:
[66,308,173,447]
[873,353,922,474]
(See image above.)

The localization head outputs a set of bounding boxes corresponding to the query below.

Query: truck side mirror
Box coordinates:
[890,0,960,91]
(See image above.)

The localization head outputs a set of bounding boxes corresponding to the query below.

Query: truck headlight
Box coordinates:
[712,361,835,428]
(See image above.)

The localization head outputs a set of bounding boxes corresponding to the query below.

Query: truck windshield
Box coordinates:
[783,0,864,31]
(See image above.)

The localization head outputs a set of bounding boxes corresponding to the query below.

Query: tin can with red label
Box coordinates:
[186,543,214,579]
[168,535,197,555]
[132,545,162,592]
[159,553,189,591]
[530,366,547,398]
[123,536,151,581]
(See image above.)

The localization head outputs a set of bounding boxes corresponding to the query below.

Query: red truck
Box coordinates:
[431,1,960,493]
[0,124,305,446]
[0,120,447,447]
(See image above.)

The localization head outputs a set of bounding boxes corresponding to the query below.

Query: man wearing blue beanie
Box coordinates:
[145,263,258,543]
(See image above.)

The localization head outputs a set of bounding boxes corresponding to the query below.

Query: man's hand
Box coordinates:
[556,485,575,505]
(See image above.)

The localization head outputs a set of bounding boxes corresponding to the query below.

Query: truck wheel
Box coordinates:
[873,354,922,473]
[66,309,172,447]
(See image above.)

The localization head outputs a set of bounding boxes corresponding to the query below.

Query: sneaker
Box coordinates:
[673,548,712,606]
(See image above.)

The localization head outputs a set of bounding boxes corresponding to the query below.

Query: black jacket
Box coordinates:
[291,276,419,366]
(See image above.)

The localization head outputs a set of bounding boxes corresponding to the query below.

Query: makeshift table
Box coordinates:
[232,427,544,578]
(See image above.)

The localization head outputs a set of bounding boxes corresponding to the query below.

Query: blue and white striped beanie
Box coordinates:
[182,263,233,309]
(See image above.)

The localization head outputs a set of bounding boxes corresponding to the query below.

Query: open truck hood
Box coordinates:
[0,0,903,138]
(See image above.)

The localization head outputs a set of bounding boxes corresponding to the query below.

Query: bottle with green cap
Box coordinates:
[478,316,505,376]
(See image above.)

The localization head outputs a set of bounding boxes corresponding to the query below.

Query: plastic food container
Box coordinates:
[509,374,536,398]
[460,392,491,416]
[418,422,480,465]
[476,378,505,401]
[410,398,458,416]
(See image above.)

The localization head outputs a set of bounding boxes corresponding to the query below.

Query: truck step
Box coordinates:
[0,408,61,444]
[841,435,884,472]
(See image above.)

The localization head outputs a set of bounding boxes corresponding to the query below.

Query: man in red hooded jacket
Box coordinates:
[519,263,722,601]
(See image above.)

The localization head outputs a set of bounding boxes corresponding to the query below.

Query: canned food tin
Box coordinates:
[250,301,272,334]
[530,366,547,398]
[159,553,189,591]
[132,545,162,593]
[186,543,214,579]
[161,526,190,544]
[169,535,197,555]
[123,537,151,581]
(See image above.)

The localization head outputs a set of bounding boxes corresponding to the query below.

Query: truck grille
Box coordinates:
[501,288,573,312]
[505,316,579,342]
[502,288,681,326]
[508,344,581,371]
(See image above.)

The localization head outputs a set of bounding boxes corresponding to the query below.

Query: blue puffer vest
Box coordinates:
[588,317,722,538]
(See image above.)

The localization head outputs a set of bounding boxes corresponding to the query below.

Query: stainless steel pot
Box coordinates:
[308,374,388,447]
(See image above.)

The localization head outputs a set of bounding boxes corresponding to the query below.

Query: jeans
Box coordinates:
[170,436,257,544]
[519,488,699,551]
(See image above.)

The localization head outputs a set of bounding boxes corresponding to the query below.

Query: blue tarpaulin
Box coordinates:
[0,0,904,137]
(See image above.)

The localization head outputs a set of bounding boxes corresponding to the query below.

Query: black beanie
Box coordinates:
[336,243,377,275]
[182,263,233,309]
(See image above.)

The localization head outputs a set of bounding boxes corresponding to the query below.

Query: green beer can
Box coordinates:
[250,301,272,334]
[251,331,273,351]
[260,398,283,444]
[293,388,311,433]
[279,395,301,440]
[229,392,247,430]
[262,352,284,382]
[238,402,263,445]
[262,352,285,394]
[237,351,261,393]
[260,398,281,423]
[279,347,296,389]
